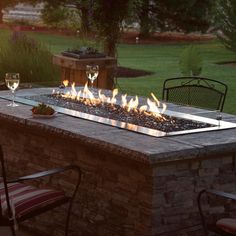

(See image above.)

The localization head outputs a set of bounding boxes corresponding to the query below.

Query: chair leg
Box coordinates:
[10,225,16,236]
[65,200,73,236]
[64,166,81,236]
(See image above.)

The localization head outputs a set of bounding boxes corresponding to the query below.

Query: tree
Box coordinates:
[2,0,134,57]
[93,0,134,56]
[135,0,213,37]
[0,0,92,34]
[40,0,132,56]
[216,0,236,53]
[157,0,213,32]
[32,0,94,33]
[74,0,94,33]
[137,0,152,37]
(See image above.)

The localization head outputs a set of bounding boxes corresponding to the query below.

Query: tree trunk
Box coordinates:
[104,39,116,57]
[80,7,90,33]
[139,0,151,38]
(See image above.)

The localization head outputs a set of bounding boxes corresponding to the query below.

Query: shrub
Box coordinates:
[0,31,59,86]
[179,45,202,76]
[41,4,81,31]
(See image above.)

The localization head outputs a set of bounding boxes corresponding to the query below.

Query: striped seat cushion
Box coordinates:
[0,178,67,219]
[216,218,236,235]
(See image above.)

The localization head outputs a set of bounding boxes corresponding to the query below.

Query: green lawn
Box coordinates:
[1,29,236,114]
[118,42,236,114]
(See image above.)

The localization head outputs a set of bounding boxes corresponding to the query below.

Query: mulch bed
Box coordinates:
[0,23,215,44]
[116,66,153,78]
[120,31,215,44]
[0,23,75,36]
[216,61,236,66]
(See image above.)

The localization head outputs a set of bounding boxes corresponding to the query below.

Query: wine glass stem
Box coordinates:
[216,110,222,127]
[12,90,15,105]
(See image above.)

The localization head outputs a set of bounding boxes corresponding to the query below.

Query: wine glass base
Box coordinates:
[7,102,19,107]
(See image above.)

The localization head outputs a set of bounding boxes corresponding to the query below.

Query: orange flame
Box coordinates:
[63,80,69,87]
[126,96,139,112]
[56,83,167,120]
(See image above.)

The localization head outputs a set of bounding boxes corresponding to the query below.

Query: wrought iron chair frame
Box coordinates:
[198,189,236,236]
[0,145,81,236]
[162,77,228,111]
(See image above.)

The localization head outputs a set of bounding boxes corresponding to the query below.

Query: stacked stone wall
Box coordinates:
[0,118,236,236]
[0,120,153,236]
[152,156,236,236]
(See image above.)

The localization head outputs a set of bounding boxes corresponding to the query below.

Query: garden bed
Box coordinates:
[120,31,215,44]
[216,61,236,67]
[0,23,215,44]
[117,66,153,78]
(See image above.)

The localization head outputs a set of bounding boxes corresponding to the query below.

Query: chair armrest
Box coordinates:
[197,189,236,235]
[7,165,81,183]
[206,189,236,201]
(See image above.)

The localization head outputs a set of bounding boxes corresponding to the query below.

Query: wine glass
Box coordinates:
[5,73,20,107]
[86,65,99,88]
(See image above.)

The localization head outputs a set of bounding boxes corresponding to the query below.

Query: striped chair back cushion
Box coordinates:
[0,178,66,219]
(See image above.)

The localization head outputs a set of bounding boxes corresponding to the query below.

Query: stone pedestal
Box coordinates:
[53,55,117,90]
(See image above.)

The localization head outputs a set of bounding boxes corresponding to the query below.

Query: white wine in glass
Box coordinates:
[5,73,20,107]
[86,65,99,88]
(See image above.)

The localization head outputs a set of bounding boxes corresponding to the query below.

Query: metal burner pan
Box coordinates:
[1,93,236,138]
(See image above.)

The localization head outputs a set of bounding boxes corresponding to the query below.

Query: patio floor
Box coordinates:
[0,227,36,236]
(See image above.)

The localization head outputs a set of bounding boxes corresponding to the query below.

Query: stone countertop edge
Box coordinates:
[1,106,235,165]
[0,104,204,165]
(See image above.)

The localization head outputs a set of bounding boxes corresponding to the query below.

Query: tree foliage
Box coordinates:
[216,0,236,53]
[41,4,80,30]
[18,0,132,57]
[50,0,94,33]
[2,0,213,56]
[135,0,213,37]
[37,0,132,56]
[0,0,92,32]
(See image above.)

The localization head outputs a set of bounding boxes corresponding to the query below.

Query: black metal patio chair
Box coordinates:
[162,77,228,111]
[198,189,236,236]
[0,145,81,236]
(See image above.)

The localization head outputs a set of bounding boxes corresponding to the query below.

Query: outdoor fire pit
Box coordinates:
[7,83,236,137]
[0,86,236,236]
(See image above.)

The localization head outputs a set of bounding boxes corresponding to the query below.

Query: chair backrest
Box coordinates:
[0,145,13,219]
[162,77,228,111]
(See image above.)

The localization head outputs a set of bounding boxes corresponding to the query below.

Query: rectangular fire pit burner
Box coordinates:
[1,86,236,137]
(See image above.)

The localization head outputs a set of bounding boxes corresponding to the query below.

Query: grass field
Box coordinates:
[0,29,236,114]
